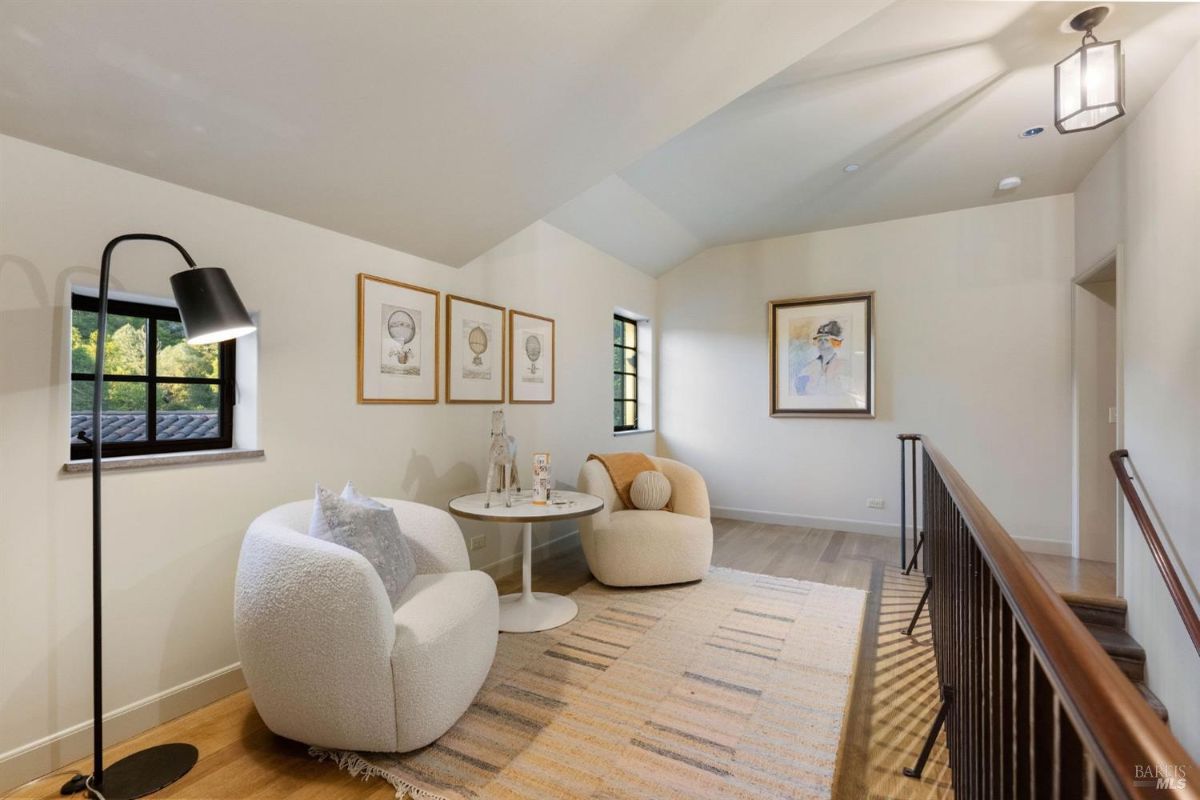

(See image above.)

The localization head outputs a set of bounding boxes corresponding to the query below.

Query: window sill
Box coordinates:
[614,428,655,437]
[62,448,265,474]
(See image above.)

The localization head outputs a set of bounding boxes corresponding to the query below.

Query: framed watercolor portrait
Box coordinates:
[769,292,874,417]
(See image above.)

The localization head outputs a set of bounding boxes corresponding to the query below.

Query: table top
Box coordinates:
[448,490,604,523]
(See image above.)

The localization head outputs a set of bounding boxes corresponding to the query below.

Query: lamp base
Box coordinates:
[62,744,198,800]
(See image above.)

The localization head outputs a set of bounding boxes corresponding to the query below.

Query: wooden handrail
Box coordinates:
[1111,449,1200,658]
[916,435,1197,797]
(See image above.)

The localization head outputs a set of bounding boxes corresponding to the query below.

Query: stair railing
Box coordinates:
[1110,449,1200,658]
[900,434,1196,797]
[898,433,923,574]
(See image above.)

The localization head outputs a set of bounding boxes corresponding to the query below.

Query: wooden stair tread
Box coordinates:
[1059,591,1127,611]
[1135,682,1170,723]
[1083,622,1145,659]
[1063,592,1128,629]
[1083,622,1146,681]
[1065,595,1168,721]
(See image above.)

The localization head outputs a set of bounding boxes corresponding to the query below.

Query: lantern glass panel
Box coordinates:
[1057,49,1082,119]
[1086,41,1119,106]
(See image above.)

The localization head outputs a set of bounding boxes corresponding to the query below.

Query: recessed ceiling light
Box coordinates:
[1019,126,1045,138]
[843,163,860,173]
[997,176,1023,191]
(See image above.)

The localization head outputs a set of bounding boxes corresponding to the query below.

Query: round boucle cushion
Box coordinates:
[630,470,672,511]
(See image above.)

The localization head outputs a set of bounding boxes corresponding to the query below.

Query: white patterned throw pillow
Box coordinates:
[308,482,417,609]
[630,470,672,511]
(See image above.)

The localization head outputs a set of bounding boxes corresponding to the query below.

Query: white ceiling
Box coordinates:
[547,1,1200,275]
[0,0,888,267]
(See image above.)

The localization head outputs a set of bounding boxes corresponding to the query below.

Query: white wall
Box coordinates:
[1072,277,1118,564]
[1073,40,1200,759]
[0,135,655,786]
[657,195,1076,550]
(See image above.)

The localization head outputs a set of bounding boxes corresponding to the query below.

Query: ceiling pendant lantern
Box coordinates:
[1055,6,1125,133]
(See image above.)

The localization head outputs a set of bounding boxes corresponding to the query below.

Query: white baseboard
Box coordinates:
[712,505,899,538]
[1010,536,1072,557]
[711,506,1072,557]
[480,528,580,577]
[0,663,245,794]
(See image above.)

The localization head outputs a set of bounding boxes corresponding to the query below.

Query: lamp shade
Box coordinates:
[169,267,256,344]
[1055,38,1125,133]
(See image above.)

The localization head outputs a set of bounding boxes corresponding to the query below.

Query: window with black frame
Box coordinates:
[613,314,638,431]
[69,292,235,459]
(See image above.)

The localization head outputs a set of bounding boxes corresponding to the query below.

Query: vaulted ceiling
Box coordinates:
[0,0,887,267]
[548,1,1200,274]
[4,2,1198,275]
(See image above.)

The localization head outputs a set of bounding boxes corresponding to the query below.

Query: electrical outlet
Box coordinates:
[470,535,486,552]
[867,498,885,510]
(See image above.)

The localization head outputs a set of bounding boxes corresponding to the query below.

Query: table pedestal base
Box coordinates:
[498,591,578,633]
[497,520,579,633]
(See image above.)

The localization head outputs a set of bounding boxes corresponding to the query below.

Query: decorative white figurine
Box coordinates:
[485,409,520,508]
[532,452,551,505]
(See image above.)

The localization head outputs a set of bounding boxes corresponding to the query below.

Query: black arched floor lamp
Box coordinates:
[62,234,256,800]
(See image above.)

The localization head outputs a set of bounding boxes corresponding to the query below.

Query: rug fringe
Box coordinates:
[309,746,451,800]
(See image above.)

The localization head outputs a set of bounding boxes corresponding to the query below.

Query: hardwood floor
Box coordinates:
[7,520,1115,800]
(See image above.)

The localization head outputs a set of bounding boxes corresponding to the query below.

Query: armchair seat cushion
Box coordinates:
[391,571,498,751]
[609,508,708,537]
[586,509,713,587]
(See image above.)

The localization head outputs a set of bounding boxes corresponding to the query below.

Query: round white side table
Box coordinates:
[448,490,603,633]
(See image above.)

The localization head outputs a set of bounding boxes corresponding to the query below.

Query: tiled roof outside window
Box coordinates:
[70,411,220,442]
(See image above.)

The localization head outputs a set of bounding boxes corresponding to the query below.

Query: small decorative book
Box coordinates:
[531,452,551,505]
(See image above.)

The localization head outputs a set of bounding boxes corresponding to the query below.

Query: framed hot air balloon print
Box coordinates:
[509,309,555,404]
[358,273,440,403]
[446,294,505,403]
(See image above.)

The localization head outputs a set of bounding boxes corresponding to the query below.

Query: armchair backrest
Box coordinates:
[235,501,400,750]
[578,457,710,519]
[579,459,624,511]
[652,457,710,519]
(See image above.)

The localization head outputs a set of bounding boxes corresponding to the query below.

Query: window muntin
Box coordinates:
[613,314,638,431]
[70,293,234,458]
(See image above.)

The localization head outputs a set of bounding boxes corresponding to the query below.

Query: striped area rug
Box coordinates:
[313,568,866,799]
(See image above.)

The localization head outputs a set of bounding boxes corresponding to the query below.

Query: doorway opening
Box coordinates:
[1072,254,1121,577]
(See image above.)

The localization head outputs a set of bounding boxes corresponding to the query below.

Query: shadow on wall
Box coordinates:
[1,255,90,763]
[0,254,52,307]
[1125,458,1200,602]
[400,448,480,507]
[0,255,58,394]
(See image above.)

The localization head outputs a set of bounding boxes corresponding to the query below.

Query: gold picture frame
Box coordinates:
[357,273,440,404]
[508,309,555,404]
[446,294,506,404]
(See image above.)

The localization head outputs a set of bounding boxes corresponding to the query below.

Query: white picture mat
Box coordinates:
[773,298,870,412]
[361,278,437,401]
[511,312,554,402]
[448,297,504,401]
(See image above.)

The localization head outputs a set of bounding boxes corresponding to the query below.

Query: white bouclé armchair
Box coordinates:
[577,457,713,587]
[234,499,497,753]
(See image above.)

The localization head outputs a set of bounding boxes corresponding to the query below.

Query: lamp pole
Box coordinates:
[63,235,254,800]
